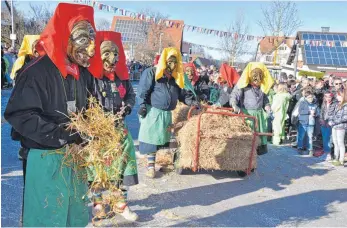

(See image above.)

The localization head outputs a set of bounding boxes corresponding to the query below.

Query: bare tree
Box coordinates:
[95,18,111,31]
[1,2,53,49]
[219,13,250,66]
[257,1,302,37]
[133,8,175,65]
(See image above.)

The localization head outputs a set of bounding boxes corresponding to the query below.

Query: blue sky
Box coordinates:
[14,1,347,60]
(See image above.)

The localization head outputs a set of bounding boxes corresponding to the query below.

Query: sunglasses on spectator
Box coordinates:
[335,83,342,85]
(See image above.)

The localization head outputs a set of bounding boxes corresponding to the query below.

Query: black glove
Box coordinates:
[138,105,147,118]
[122,106,132,117]
[191,100,201,110]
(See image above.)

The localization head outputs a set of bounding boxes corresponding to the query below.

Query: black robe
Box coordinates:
[4,55,95,150]
[94,76,136,114]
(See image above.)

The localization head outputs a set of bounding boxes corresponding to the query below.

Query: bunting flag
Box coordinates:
[76,0,347,46]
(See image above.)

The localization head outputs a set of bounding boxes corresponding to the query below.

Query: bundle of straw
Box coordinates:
[176,108,258,171]
[63,97,128,220]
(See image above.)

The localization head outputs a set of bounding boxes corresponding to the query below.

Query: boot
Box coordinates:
[257,145,268,155]
[118,206,139,222]
[308,150,314,157]
[146,168,156,178]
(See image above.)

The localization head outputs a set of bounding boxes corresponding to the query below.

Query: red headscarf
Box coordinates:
[184,62,199,85]
[153,54,161,65]
[219,63,240,88]
[89,31,129,81]
[39,3,101,79]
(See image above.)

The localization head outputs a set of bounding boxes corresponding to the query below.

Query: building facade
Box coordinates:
[111,16,184,60]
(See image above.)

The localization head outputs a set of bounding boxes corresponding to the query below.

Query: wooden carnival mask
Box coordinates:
[100,40,119,73]
[185,66,194,80]
[31,39,40,58]
[166,55,177,73]
[67,20,96,67]
[250,68,263,87]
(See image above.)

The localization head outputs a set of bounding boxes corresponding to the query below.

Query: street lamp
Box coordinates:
[159,33,164,54]
[10,0,16,48]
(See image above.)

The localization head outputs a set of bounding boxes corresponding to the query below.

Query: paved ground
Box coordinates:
[2,83,347,227]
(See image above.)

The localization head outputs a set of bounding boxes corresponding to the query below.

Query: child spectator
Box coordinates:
[297,90,320,156]
[328,89,347,166]
[317,91,334,159]
[271,83,291,145]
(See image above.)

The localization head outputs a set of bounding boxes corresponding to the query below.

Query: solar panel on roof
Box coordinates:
[301,32,347,66]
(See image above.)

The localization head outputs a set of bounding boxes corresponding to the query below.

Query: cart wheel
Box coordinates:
[236,171,247,177]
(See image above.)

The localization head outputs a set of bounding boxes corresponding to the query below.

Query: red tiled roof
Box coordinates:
[259,36,295,54]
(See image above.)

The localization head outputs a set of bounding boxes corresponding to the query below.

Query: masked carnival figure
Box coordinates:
[230,62,274,155]
[4,3,101,227]
[137,47,194,179]
[88,31,138,221]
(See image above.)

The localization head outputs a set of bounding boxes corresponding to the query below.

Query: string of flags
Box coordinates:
[186,42,255,54]
[73,0,347,48]
[73,0,264,41]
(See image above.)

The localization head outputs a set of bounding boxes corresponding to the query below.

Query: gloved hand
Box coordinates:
[122,106,132,117]
[138,105,147,118]
[233,105,241,114]
[191,100,201,109]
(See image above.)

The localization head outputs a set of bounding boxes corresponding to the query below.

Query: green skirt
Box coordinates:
[242,108,268,146]
[87,130,138,186]
[24,148,89,227]
[138,105,172,146]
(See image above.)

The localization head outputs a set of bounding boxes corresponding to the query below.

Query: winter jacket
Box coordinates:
[94,76,136,114]
[218,84,233,107]
[328,102,347,130]
[181,78,210,104]
[137,67,191,111]
[298,99,320,126]
[319,100,334,124]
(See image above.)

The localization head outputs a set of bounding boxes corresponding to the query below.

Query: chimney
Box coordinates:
[321,27,330,32]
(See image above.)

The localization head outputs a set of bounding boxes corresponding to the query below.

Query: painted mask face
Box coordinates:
[185,67,194,80]
[166,56,177,73]
[67,20,96,67]
[250,68,263,87]
[100,40,119,73]
[31,39,40,58]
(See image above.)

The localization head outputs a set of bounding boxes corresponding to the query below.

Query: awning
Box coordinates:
[298,70,325,78]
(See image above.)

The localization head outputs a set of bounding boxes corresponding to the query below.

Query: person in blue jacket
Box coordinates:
[137,47,195,178]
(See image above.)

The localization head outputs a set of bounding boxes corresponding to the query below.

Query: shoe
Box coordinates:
[297,148,305,155]
[325,154,332,162]
[332,160,343,166]
[313,150,324,157]
[118,206,139,222]
[146,168,156,178]
[257,145,268,156]
[308,150,314,157]
[92,204,107,219]
[291,143,298,148]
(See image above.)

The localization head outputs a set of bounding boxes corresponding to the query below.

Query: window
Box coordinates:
[266,55,273,62]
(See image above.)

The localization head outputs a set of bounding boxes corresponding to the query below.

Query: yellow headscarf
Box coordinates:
[155,47,184,89]
[237,62,274,94]
[10,35,40,79]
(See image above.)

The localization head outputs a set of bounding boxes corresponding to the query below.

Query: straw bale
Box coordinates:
[176,111,257,171]
[156,149,174,166]
[172,102,203,125]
